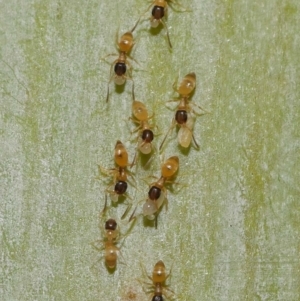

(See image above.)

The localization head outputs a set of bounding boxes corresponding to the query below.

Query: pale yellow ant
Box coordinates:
[92,217,133,270]
[141,260,174,301]
[98,140,134,207]
[104,23,139,102]
[130,100,156,166]
[160,72,207,150]
[101,218,120,269]
[130,156,179,226]
[92,198,134,270]
[139,0,190,48]
[143,156,179,221]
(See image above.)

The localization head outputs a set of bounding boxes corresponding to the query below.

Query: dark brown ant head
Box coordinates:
[105,219,117,231]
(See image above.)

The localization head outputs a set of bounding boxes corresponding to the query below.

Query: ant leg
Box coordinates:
[106,61,117,102]
[159,119,176,151]
[121,203,132,220]
[131,16,141,32]
[132,78,135,102]
[100,53,118,62]
[190,101,211,114]
[129,205,138,222]
[192,132,200,149]
[160,19,172,49]
[140,262,153,282]
[168,0,191,12]
[172,72,180,92]
[101,194,109,215]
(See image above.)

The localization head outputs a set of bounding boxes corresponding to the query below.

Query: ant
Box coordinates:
[103,22,139,102]
[130,100,156,165]
[130,156,179,227]
[98,140,134,208]
[140,0,189,48]
[141,260,174,301]
[159,72,207,150]
[143,156,179,221]
[100,218,120,269]
[92,198,134,270]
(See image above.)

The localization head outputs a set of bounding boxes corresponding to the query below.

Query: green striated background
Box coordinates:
[1,0,299,300]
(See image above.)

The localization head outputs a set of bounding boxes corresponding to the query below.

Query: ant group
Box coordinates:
[160,72,207,150]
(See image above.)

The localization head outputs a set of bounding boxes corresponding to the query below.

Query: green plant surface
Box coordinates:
[1,0,299,300]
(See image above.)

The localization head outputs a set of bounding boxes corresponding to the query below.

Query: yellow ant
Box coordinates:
[98,140,134,207]
[101,218,120,269]
[91,196,137,270]
[141,260,175,301]
[130,100,156,165]
[103,22,139,102]
[130,156,179,227]
[138,0,190,48]
[143,156,179,220]
[92,217,134,270]
[160,72,207,150]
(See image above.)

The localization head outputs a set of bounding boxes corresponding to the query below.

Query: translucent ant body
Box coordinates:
[142,260,174,301]
[139,0,189,48]
[131,100,155,156]
[144,0,172,48]
[99,140,132,204]
[143,156,179,221]
[160,72,204,150]
[104,24,138,102]
[102,218,120,269]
